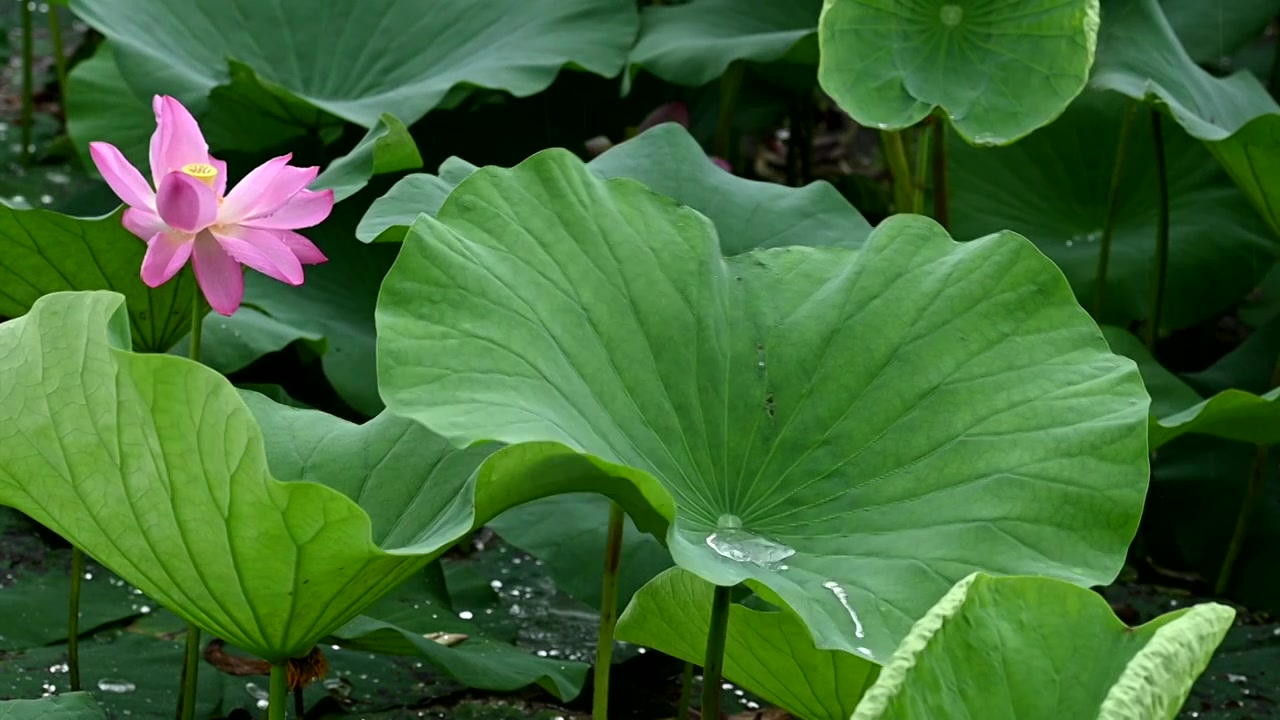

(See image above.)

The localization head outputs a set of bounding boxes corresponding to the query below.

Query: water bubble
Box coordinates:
[705,516,795,566]
[458,610,474,620]
[822,581,866,639]
[244,682,269,710]
[97,678,136,693]
[48,663,69,674]
[83,572,93,581]
[489,579,503,590]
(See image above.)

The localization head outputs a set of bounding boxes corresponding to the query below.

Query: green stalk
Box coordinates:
[48,6,68,98]
[592,502,626,720]
[1215,443,1269,595]
[676,662,695,720]
[1144,109,1170,351]
[20,0,35,166]
[68,547,84,691]
[1270,14,1280,99]
[177,289,207,720]
[1215,355,1280,595]
[880,129,913,215]
[267,663,288,720]
[1093,100,1138,317]
[930,117,950,231]
[714,62,745,170]
[700,585,733,720]
[911,120,932,214]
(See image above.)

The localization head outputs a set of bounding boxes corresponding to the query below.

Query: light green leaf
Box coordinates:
[627,0,821,87]
[375,149,1151,661]
[0,693,105,720]
[68,0,638,129]
[1091,0,1280,236]
[488,493,672,611]
[330,571,589,700]
[0,291,496,662]
[358,123,870,251]
[950,90,1277,331]
[850,573,1233,719]
[617,568,876,720]
[313,114,423,203]
[0,204,195,352]
[817,0,1100,145]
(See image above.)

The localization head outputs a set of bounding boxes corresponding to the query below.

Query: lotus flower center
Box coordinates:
[182,162,218,188]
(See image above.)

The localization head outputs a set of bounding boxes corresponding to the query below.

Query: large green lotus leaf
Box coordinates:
[375,148,1151,661]
[1100,326,1280,449]
[1162,0,1280,65]
[68,0,637,131]
[850,572,1233,719]
[1091,0,1280,236]
[0,204,195,352]
[328,570,589,700]
[950,90,1277,331]
[817,0,1100,145]
[312,114,422,203]
[488,493,673,611]
[616,567,876,720]
[358,123,871,251]
[0,694,105,720]
[0,291,501,662]
[64,42,151,175]
[626,0,821,87]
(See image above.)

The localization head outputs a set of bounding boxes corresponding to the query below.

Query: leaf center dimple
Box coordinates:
[939,4,963,26]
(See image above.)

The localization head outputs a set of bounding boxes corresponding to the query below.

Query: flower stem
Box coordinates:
[268,663,288,720]
[68,547,84,691]
[20,0,34,166]
[1215,443,1270,595]
[676,661,695,720]
[592,502,626,720]
[930,117,950,231]
[714,61,745,170]
[177,285,206,720]
[1093,99,1138,317]
[700,585,733,720]
[880,129,913,215]
[1144,108,1170,352]
[911,120,932,214]
[48,6,68,100]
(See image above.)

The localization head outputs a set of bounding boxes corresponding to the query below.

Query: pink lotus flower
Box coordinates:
[89,95,334,316]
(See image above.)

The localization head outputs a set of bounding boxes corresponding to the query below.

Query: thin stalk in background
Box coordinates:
[267,663,288,720]
[676,661,695,720]
[1215,355,1280,595]
[1269,14,1280,99]
[911,119,932,214]
[177,289,207,720]
[930,116,950,231]
[700,585,733,720]
[1144,108,1170,351]
[1093,100,1138,317]
[592,502,626,720]
[714,61,745,171]
[20,0,35,166]
[293,686,305,719]
[48,5,68,99]
[880,129,913,215]
[67,547,85,691]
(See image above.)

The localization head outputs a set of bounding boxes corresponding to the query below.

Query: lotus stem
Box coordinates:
[930,117,950,231]
[1093,99,1138,317]
[676,661,695,720]
[1216,443,1269,595]
[714,61,745,170]
[880,129,913,215]
[267,663,288,720]
[68,547,84,691]
[701,585,732,720]
[20,0,34,166]
[592,501,626,720]
[177,286,207,720]
[48,5,68,100]
[912,120,932,214]
[1144,108,1170,351]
